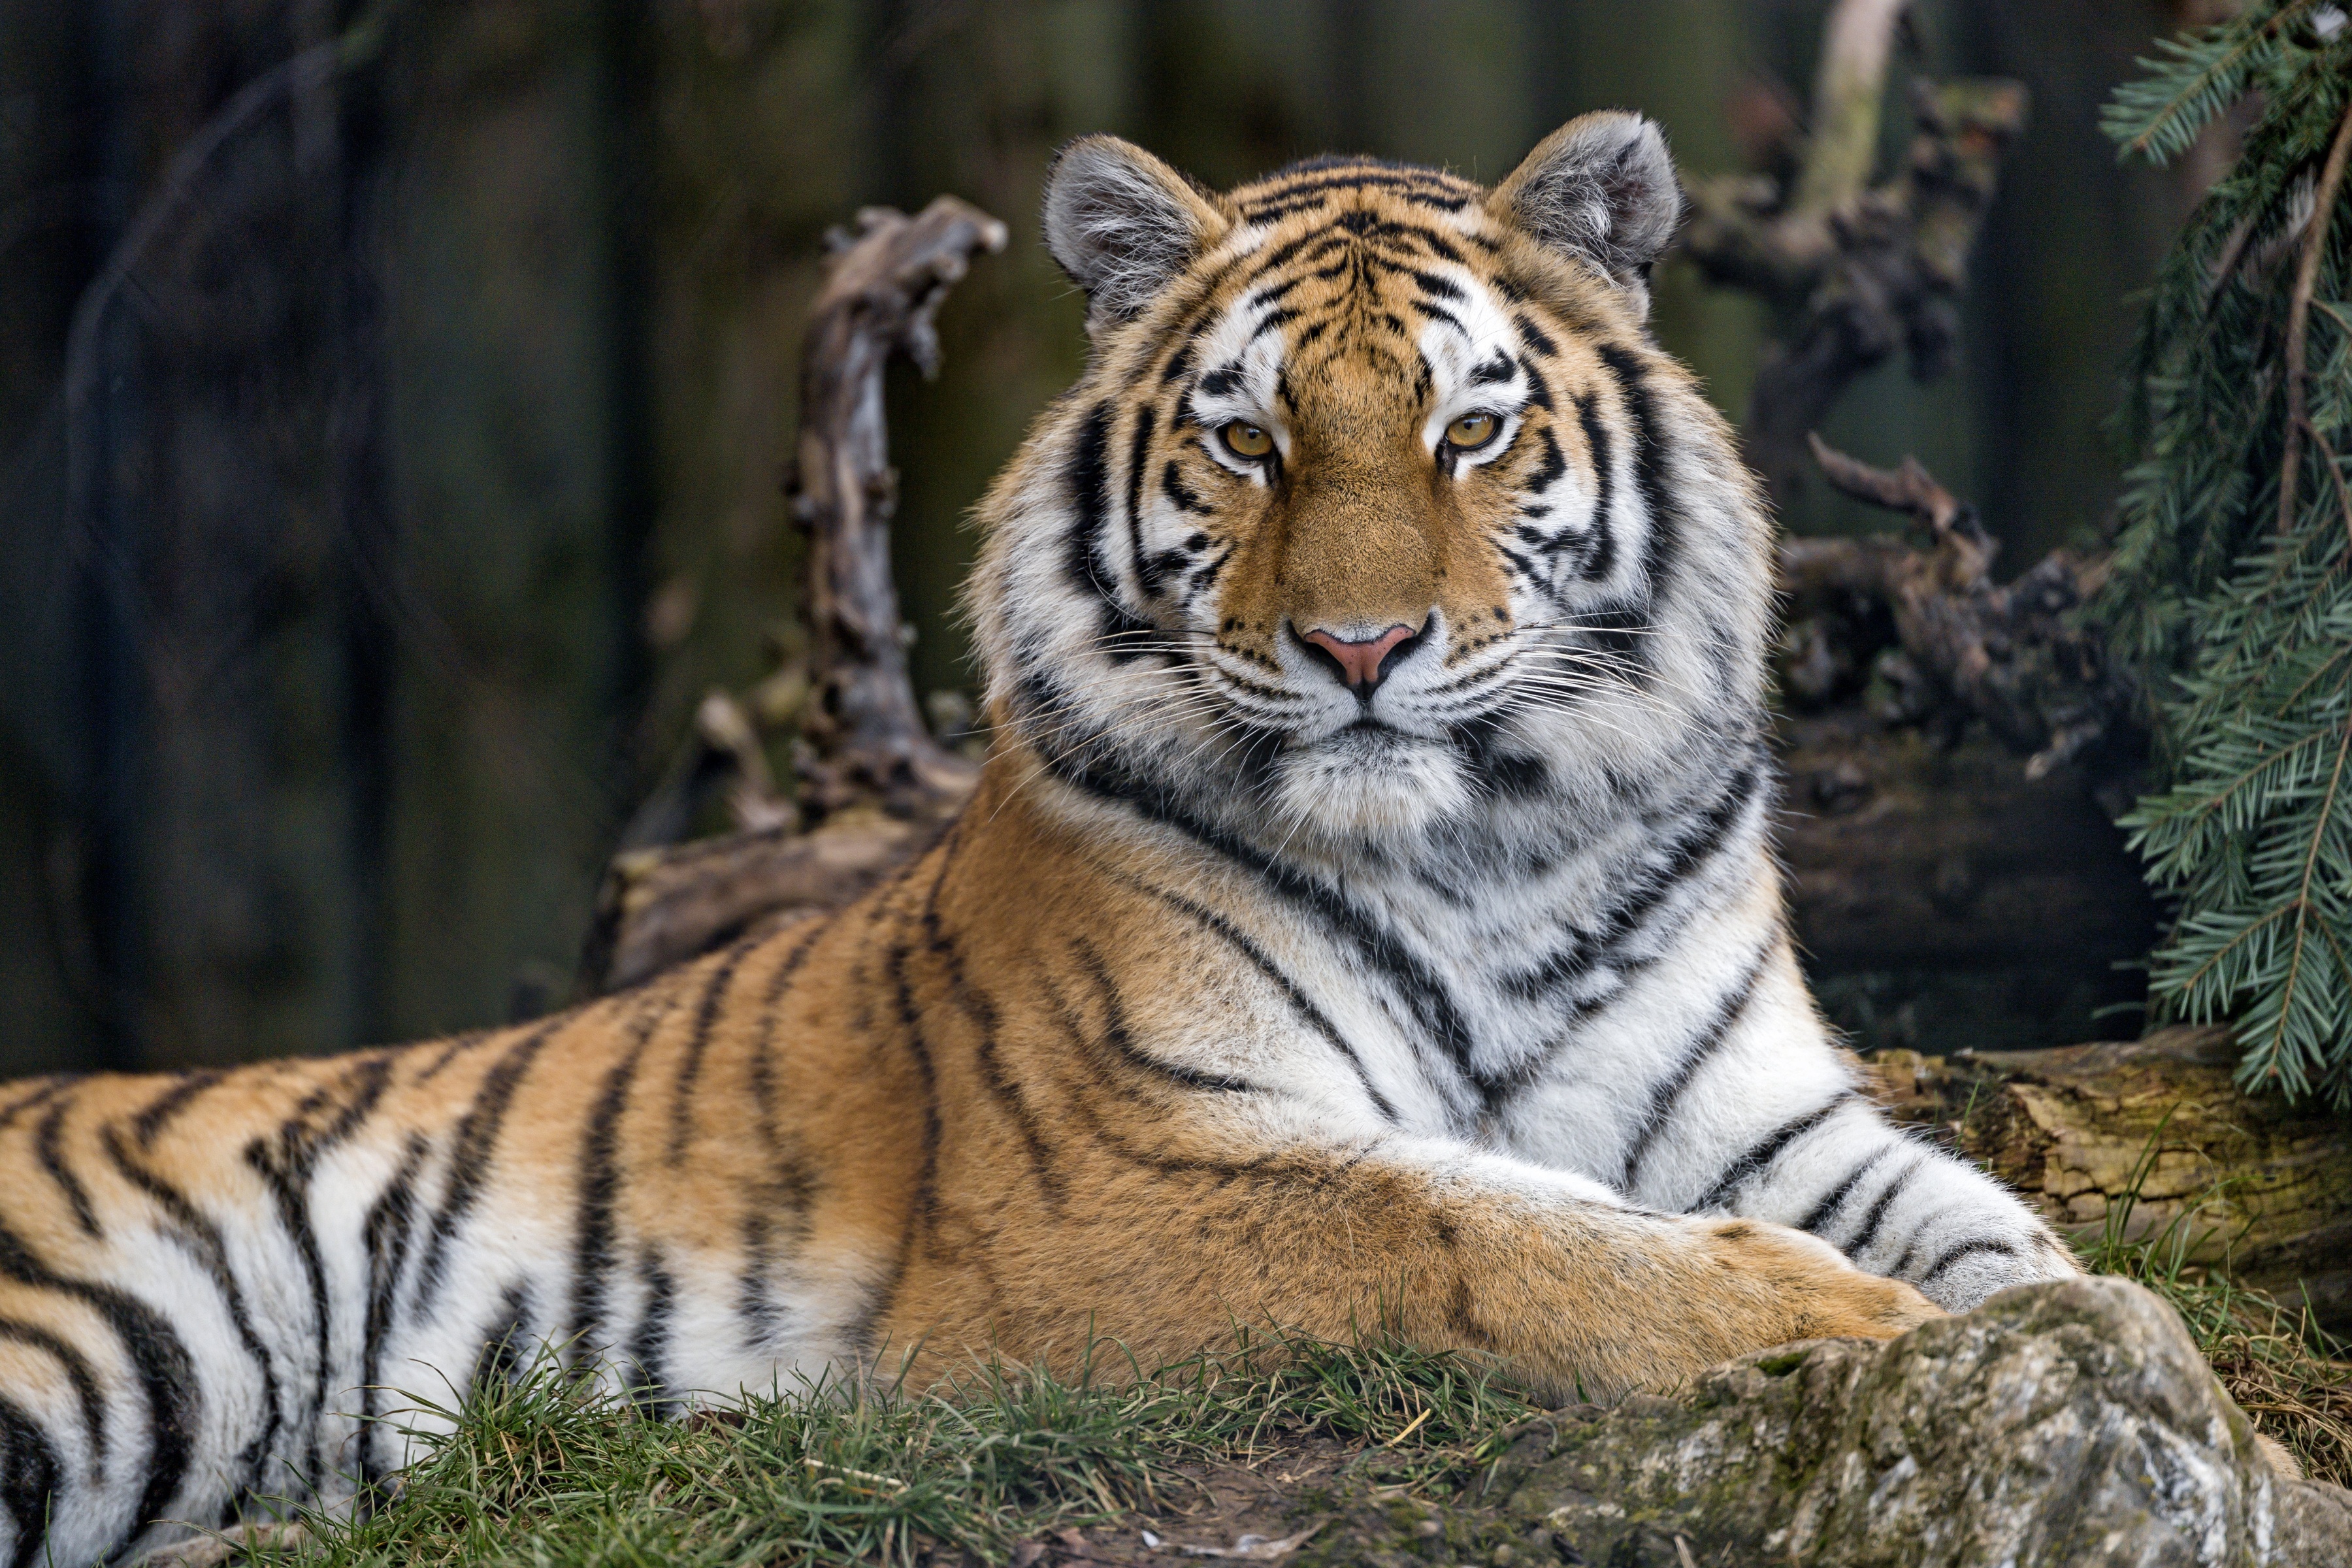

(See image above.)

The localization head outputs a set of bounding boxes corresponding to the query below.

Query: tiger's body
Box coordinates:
[0,116,2076,1565]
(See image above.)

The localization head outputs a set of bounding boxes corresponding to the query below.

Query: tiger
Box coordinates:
[0,112,2085,1565]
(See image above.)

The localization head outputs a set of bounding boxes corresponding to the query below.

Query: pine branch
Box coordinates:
[2102,0,2313,167]
[2099,18,2352,1107]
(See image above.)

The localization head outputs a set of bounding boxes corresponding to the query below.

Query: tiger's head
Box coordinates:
[972,114,1773,859]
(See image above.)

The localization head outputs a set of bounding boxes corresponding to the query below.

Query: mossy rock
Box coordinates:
[1302,1278,2351,1568]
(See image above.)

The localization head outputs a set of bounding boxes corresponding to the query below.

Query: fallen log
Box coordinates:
[1866,1027,2352,1335]
[1777,709,2155,974]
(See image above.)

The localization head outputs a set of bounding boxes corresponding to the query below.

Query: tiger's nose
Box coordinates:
[1299,620,1424,694]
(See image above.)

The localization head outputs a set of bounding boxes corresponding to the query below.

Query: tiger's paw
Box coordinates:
[1699,1216,1945,1344]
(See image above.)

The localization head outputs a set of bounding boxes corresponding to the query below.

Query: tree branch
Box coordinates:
[792,197,1004,816]
[1680,23,2028,504]
[2277,89,2352,535]
[576,197,1004,994]
[1781,436,2127,780]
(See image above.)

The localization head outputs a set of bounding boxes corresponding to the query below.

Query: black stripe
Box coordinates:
[0,1320,105,1477]
[1120,875,1399,1122]
[1073,938,1260,1094]
[1447,711,1552,805]
[98,1126,283,1502]
[669,940,756,1165]
[1159,461,1211,515]
[1843,1157,1923,1258]
[570,1030,653,1365]
[1247,306,1298,342]
[1592,342,1679,640]
[1572,391,1618,583]
[1918,1236,2019,1285]
[735,896,825,1359]
[626,1247,676,1416]
[247,1055,395,1489]
[1500,759,1763,1002]
[33,1098,97,1237]
[1125,404,1162,596]
[920,847,1066,1209]
[412,1030,489,1085]
[749,922,829,1151]
[1618,946,1772,1191]
[0,1080,73,1135]
[410,1019,561,1316]
[1520,358,1555,410]
[1062,402,1159,660]
[131,1071,221,1148]
[474,1284,534,1389]
[1411,269,1464,301]
[0,1218,194,1558]
[1013,713,1477,1083]
[0,1394,59,1568]
[1795,1147,1890,1236]
[1516,314,1559,358]
[358,1133,430,1494]
[850,932,944,1358]
[1690,1092,1855,1214]
[1522,423,1567,495]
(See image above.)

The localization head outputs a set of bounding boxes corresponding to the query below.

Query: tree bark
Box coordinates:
[1777,711,2155,973]
[1866,1028,2352,1335]
[791,197,1001,819]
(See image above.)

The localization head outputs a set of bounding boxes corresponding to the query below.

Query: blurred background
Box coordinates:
[0,0,2229,1077]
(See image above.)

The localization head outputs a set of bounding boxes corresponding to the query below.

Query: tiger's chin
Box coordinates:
[1266,727,1474,842]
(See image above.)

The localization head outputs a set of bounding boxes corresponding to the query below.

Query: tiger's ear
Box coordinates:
[1490,112,1683,314]
[1042,135,1227,331]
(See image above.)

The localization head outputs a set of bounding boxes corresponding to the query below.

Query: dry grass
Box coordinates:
[2074,1131,2352,1486]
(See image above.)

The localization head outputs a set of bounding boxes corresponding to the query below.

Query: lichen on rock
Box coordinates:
[1302,1277,2351,1567]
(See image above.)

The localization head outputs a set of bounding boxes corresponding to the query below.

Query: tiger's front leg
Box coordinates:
[1582,938,2082,1311]
[874,1128,1940,1402]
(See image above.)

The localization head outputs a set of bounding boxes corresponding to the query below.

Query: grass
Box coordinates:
[2070,1127,2352,1486]
[237,1331,1534,1568]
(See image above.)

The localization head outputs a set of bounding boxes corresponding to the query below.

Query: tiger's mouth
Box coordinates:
[1258,711,1477,840]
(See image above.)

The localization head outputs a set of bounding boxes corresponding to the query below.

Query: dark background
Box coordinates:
[0,0,2221,1077]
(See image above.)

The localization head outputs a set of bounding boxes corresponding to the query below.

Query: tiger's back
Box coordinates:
[0,114,2082,1565]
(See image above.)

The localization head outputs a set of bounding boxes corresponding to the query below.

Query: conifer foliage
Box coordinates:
[2100,0,2352,1105]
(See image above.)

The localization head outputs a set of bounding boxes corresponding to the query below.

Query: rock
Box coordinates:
[1306,1278,2351,1568]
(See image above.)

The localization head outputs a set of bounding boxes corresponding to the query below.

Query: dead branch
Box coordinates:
[579,809,950,993]
[792,197,1004,818]
[1681,1,2028,504]
[1780,436,2127,779]
[576,197,1003,994]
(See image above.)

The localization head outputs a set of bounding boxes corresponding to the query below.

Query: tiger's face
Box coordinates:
[975,115,1771,853]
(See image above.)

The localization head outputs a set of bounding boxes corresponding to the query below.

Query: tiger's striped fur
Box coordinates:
[0,115,2076,1565]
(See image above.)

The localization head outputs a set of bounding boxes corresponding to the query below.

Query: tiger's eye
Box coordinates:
[1446,413,1500,450]
[1222,421,1275,459]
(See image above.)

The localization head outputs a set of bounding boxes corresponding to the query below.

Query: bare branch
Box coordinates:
[792,196,1005,817]
[1791,0,1912,218]
[2277,90,2352,535]
[578,195,1005,993]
